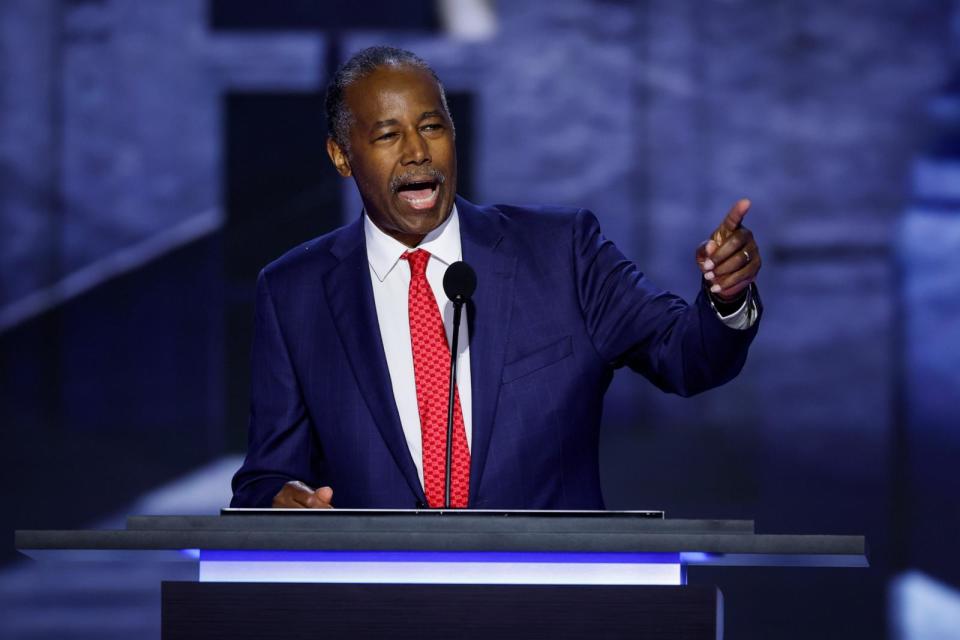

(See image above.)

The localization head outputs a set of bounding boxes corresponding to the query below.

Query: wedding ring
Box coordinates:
[743,249,751,263]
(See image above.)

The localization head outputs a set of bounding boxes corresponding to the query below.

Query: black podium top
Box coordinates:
[15,511,868,568]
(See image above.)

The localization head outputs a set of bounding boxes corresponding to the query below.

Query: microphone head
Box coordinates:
[443,261,477,303]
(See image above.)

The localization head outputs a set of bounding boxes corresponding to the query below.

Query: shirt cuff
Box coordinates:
[709,284,759,330]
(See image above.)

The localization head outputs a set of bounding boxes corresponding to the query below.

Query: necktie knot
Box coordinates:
[402,249,431,278]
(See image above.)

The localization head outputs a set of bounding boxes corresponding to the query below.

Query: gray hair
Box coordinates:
[324,46,453,153]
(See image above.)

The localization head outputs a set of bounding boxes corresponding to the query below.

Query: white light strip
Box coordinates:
[199,559,683,586]
[437,0,498,41]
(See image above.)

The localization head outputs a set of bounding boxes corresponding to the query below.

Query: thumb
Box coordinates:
[315,486,334,505]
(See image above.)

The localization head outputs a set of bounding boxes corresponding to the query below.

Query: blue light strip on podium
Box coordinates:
[198,550,685,585]
[679,552,868,568]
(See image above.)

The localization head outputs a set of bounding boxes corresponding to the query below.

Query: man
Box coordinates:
[230,46,761,510]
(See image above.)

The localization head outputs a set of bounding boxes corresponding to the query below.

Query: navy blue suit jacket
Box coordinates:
[230,197,760,509]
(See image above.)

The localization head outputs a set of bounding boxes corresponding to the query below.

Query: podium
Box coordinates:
[16,510,867,639]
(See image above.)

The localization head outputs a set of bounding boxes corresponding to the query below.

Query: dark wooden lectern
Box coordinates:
[17,510,868,639]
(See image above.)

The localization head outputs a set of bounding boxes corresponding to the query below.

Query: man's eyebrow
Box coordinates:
[370,112,444,131]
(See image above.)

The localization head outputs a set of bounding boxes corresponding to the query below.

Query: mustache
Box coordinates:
[390,168,446,192]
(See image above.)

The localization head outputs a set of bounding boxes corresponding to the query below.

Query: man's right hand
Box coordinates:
[272,480,334,508]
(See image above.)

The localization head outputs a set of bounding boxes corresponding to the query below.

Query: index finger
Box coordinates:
[720,198,751,234]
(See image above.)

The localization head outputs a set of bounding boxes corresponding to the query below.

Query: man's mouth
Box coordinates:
[393,172,444,211]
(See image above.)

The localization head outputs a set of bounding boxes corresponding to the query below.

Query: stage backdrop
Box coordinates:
[2,1,958,638]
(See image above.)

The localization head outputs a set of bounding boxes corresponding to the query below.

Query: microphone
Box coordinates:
[443,261,477,304]
[442,261,476,509]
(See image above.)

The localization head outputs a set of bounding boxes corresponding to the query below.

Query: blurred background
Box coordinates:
[1,0,959,638]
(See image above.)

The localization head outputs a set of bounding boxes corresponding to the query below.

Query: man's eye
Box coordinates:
[421,124,442,132]
[376,132,398,141]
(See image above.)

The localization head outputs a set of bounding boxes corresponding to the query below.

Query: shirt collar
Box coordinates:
[364,204,462,282]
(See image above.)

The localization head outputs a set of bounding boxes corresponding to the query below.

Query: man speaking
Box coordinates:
[230,46,762,511]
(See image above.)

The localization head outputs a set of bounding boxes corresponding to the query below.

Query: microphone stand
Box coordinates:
[444,300,464,509]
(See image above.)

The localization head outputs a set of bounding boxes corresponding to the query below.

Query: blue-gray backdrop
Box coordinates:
[2,1,959,638]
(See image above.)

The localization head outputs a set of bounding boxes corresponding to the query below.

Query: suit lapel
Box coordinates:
[324,217,426,504]
[457,197,517,503]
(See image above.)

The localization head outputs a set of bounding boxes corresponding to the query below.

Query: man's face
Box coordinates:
[327,65,457,247]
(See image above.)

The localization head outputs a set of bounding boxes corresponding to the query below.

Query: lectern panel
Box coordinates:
[162,582,722,640]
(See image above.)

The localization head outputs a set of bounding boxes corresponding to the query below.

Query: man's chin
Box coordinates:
[399,213,447,238]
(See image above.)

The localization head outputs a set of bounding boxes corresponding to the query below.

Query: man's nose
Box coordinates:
[401,131,430,165]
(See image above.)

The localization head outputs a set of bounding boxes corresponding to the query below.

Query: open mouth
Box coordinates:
[394,175,442,211]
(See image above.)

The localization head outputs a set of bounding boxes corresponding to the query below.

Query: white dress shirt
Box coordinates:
[364,205,756,487]
[710,286,759,329]
[365,206,473,487]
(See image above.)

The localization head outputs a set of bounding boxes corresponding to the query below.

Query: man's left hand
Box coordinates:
[696,198,761,302]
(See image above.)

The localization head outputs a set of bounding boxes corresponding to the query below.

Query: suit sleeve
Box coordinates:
[573,209,760,397]
[230,270,328,507]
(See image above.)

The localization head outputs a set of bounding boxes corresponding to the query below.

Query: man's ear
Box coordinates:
[326,137,352,177]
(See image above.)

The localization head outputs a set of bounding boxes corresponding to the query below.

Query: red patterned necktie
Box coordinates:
[401,249,471,508]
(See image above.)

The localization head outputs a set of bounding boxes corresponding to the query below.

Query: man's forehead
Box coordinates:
[346,66,444,123]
